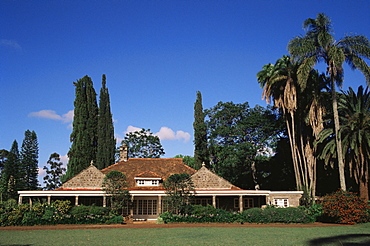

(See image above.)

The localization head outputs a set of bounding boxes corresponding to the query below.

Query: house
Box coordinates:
[18,145,303,221]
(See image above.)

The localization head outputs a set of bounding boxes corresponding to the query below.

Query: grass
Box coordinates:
[0,224,369,246]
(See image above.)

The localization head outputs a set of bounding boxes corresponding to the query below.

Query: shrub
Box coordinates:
[321,190,370,224]
[240,207,315,224]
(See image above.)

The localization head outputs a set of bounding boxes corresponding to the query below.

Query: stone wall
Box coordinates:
[268,191,303,207]
[191,166,234,189]
[63,165,105,189]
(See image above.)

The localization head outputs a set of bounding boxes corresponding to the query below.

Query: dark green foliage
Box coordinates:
[173,155,195,169]
[160,205,314,224]
[0,199,121,226]
[163,173,195,214]
[20,130,39,190]
[96,74,116,169]
[66,75,98,180]
[193,91,209,169]
[102,171,131,215]
[240,207,315,224]
[43,153,66,190]
[206,102,283,189]
[122,128,165,158]
[0,141,20,200]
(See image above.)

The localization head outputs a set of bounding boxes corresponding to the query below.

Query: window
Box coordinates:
[274,198,289,207]
[234,198,254,209]
[136,179,160,186]
[192,198,212,206]
[243,198,254,209]
[133,199,157,215]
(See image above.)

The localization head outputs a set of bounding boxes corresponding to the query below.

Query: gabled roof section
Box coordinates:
[191,165,240,190]
[61,164,105,190]
[101,158,196,190]
[135,171,162,179]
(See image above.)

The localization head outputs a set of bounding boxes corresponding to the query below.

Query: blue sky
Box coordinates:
[1,0,369,186]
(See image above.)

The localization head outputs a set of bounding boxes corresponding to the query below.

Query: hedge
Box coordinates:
[0,199,122,227]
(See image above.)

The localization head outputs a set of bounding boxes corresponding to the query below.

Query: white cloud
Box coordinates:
[123,125,191,143]
[0,39,21,51]
[38,167,46,176]
[155,126,176,140]
[29,109,74,124]
[175,130,191,142]
[125,125,142,134]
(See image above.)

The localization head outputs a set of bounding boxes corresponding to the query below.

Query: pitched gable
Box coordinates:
[61,165,105,190]
[191,165,240,189]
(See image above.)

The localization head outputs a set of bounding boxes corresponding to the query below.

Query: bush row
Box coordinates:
[0,199,122,227]
[159,205,316,224]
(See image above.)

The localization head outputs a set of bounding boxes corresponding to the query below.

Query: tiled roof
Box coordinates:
[135,171,162,178]
[101,158,196,190]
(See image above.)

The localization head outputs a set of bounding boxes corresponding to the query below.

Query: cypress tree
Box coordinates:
[193,91,209,169]
[96,74,116,169]
[0,140,20,200]
[20,130,39,190]
[66,75,98,180]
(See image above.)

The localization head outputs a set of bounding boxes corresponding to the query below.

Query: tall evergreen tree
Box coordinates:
[96,74,116,169]
[193,91,209,169]
[0,141,20,200]
[66,75,98,180]
[43,153,66,190]
[20,130,39,190]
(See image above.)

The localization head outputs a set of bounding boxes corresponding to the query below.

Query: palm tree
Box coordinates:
[257,55,327,199]
[318,86,370,200]
[288,13,370,191]
[257,56,300,189]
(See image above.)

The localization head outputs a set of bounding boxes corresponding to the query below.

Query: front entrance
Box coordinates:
[132,197,158,220]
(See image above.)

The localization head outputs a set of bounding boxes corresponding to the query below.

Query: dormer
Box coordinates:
[134,171,162,187]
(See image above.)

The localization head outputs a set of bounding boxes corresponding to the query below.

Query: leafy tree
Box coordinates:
[122,128,165,158]
[174,154,195,169]
[0,141,20,200]
[206,102,283,189]
[66,75,98,180]
[318,86,370,200]
[163,173,195,214]
[193,91,209,169]
[20,130,39,190]
[96,74,116,169]
[102,171,131,215]
[43,153,66,190]
[288,13,370,191]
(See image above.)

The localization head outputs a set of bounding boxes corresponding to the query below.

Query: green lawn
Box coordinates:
[0,224,369,246]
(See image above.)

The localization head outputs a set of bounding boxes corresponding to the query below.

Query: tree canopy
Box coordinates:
[122,128,165,158]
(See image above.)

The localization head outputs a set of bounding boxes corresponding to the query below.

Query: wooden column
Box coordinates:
[158,195,162,215]
[130,195,134,217]
[47,196,51,205]
[75,196,79,206]
[212,195,216,208]
[239,195,243,213]
[103,196,106,207]
[18,196,23,205]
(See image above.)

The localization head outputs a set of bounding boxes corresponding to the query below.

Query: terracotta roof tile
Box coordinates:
[101,158,196,190]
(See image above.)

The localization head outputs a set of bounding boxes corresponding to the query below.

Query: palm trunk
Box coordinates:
[331,80,346,191]
[286,112,301,190]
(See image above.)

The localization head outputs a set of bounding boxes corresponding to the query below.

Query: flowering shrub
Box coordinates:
[321,190,370,224]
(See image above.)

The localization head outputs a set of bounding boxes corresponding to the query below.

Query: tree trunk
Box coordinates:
[331,80,346,191]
